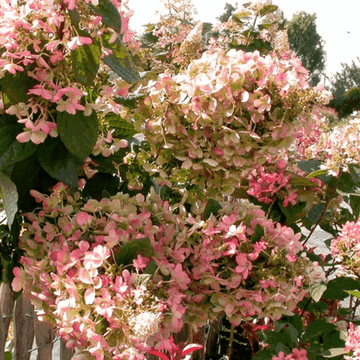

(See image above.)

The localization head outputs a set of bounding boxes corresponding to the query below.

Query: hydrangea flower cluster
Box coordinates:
[246,157,295,206]
[272,349,308,360]
[306,117,360,175]
[0,0,133,144]
[134,47,326,198]
[12,181,315,358]
[344,322,360,360]
[330,218,360,277]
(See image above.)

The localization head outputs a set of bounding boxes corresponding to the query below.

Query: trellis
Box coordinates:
[0,283,74,360]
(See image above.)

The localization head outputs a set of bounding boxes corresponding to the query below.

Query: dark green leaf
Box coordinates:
[103,54,139,83]
[252,350,273,360]
[350,195,360,218]
[307,203,325,223]
[82,172,120,200]
[102,36,139,83]
[337,171,358,195]
[71,36,101,86]
[114,238,153,266]
[275,343,290,355]
[301,319,336,344]
[88,0,122,33]
[0,117,37,171]
[0,172,18,228]
[2,70,36,108]
[113,94,146,110]
[10,153,57,213]
[105,113,138,138]
[349,164,360,184]
[259,4,278,16]
[57,110,98,161]
[297,160,322,174]
[144,260,157,275]
[279,200,307,224]
[37,138,81,187]
[259,330,291,347]
[310,282,327,302]
[322,277,360,300]
[283,324,299,347]
[69,9,81,26]
[141,32,159,44]
[251,224,264,243]
[204,198,222,220]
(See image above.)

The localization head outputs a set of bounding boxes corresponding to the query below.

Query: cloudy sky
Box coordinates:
[129,0,360,82]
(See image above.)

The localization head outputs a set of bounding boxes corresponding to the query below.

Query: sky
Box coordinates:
[128,0,360,84]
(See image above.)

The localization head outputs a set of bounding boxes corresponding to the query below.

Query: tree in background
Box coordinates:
[329,57,360,119]
[217,2,238,23]
[287,11,327,86]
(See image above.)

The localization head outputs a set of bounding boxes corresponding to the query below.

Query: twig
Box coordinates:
[226,325,235,360]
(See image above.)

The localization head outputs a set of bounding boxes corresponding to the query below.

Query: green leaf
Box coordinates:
[113,94,146,110]
[306,169,328,179]
[349,164,360,184]
[88,0,122,33]
[37,138,81,187]
[0,117,37,171]
[301,319,336,344]
[0,172,18,228]
[102,36,139,83]
[257,21,277,30]
[204,198,222,220]
[10,153,57,213]
[141,32,159,45]
[322,277,360,300]
[57,110,98,161]
[69,9,81,26]
[251,350,273,360]
[259,4,278,16]
[105,113,138,138]
[350,195,360,218]
[144,260,157,275]
[2,70,36,108]
[307,203,325,223]
[251,224,264,242]
[310,282,327,302]
[283,324,299,347]
[322,348,349,358]
[82,172,120,200]
[71,35,101,86]
[259,330,291,347]
[103,54,139,83]
[346,289,360,298]
[114,238,153,266]
[296,160,322,174]
[337,171,359,195]
[275,343,290,355]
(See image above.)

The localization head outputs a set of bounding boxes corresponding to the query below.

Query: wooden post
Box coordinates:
[60,339,74,360]
[0,283,15,359]
[13,295,34,360]
[35,316,55,360]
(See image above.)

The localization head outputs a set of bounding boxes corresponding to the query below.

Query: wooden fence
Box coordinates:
[0,282,74,360]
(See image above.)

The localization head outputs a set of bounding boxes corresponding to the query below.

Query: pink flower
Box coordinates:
[67,36,93,51]
[133,254,150,270]
[76,212,92,226]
